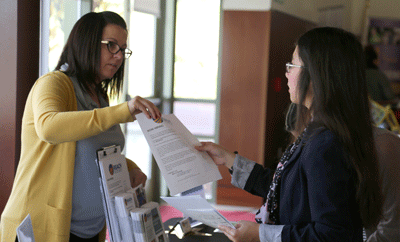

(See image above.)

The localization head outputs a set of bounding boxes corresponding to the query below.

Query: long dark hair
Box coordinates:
[55,11,127,98]
[294,27,382,228]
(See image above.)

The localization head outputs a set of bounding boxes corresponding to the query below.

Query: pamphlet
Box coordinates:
[96,145,131,242]
[130,202,169,242]
[97,148,170,242]
[115,191,136,242]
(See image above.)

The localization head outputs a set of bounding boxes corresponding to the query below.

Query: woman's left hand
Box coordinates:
[219,221,260,242]
[129,168,147,188]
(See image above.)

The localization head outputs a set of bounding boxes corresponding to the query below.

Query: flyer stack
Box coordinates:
[96,145,169,242]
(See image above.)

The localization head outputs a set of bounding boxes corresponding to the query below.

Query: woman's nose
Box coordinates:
[114,50,124,60]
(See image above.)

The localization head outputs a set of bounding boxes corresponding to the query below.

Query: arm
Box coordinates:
[232,155,275,198]
[195,142,274,198]
[126,158,147,188]
[282,131,361,241]
[32,72,160,144]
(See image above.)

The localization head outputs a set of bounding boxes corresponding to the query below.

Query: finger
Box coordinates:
[136,102,152,119]
[131,96,152,119]
[137,99,160,119]
[195,142,214,151]
[223,231,235,242]
[194,143,207,151]
[219,226,235,241]
[219,225,235,236]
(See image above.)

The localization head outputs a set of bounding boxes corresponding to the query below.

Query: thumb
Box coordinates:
[195,143,206,151]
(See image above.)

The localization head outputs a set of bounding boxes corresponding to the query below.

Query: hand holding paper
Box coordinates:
[136,113,222,195]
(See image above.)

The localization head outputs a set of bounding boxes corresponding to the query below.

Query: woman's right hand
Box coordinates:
[127,96,161,120]
[195,142,236,169]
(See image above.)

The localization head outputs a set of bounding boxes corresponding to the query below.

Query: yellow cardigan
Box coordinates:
[0,71,139,242]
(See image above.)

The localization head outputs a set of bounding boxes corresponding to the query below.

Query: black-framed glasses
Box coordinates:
[286,62,304,73]
[101,40,132,59]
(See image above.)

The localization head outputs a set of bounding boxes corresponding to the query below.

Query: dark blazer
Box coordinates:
[244,125,363,241]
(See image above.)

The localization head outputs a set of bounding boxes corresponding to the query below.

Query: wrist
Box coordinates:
[228,151,238,174]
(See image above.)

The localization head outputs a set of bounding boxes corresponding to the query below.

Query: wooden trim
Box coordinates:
[217,10,315,207]
[218,10,271,207]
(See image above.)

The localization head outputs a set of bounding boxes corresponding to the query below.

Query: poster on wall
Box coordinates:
[367,17,400,90]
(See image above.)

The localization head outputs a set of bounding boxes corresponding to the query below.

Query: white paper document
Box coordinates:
[161,195,235,229]
[16,214,35,242]
[136,113,222,195]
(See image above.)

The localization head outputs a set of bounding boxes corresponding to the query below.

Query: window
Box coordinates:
[172,0,221,199]
[42,0,92,76]
[174,0,220,101]
[48,0,65,72]
[124,11,157,178]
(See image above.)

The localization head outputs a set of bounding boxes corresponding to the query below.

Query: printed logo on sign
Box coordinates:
[125,197,132,206]
[153,117,163,124]
[109,163,122,176]
[109,164,114,175]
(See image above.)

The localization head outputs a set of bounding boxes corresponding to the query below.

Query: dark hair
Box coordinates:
[364,45,378,69]
[55,11,127,98]
[294,27,382,228]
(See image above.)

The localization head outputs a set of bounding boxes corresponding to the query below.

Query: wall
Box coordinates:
[0,0,40,214]
[349,0,400,37]
[222,0,272,11]
[271,0,318,23]
[368,0,400,20]
[0,0,18,214]
[224,0,400,37]
[270,0,400,37]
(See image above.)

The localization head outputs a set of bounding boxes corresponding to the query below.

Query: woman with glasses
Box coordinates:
[196,27,382,241]
[0,11,161,242]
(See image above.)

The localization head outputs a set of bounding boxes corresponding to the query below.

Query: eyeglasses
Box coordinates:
[286,62,305,73]
[101,40,132,59]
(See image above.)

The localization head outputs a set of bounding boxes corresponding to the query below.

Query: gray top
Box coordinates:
[366,127,400,242]
[231,155,284,242]
[69,76,125,238]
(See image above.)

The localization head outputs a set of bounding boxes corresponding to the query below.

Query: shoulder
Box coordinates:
[304,125,341,151]
[36,71,71,85]
[34,71,74,92]
[300,125,349,169]
[31,71,76,108]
